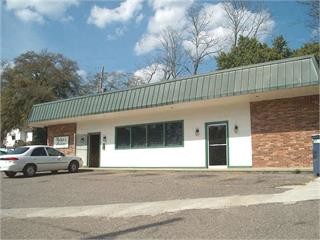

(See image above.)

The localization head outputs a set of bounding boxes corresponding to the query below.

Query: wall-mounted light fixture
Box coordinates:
[234,124,239,134]
[195,128,200,136]
[80,137,85,143]
[103,136,107,143]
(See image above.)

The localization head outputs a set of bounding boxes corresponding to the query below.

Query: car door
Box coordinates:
[46,147,68,170]
[30,147,50,171]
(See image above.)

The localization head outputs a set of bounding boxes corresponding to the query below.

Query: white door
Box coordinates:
[75,134,88,166]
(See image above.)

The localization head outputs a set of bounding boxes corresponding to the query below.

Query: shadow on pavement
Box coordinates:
[2,169,94,179]
[85,217,183,239]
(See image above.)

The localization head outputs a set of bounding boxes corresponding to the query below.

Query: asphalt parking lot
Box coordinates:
[0,170,315,208]
[1,170,319,239]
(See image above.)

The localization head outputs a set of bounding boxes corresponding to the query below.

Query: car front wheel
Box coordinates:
[4,171,16,178]
[68,161,79,173]
[23,164,36,177]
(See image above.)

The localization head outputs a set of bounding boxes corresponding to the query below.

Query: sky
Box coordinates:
[1,0,313,81]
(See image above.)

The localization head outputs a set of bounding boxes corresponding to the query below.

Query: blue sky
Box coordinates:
[1,0,313,81]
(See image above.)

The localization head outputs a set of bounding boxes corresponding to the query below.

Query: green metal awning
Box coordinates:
[29,55,319,123]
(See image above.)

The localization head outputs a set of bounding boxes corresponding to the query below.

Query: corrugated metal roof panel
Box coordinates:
[172,80,180,103]
[178,80,186,102]
[141,86,150,107]
[248,68,256,92]
[301,59,310,85]
[285,62,294,87]
[188,77,196,100]
[255,66,263,91]
[215,74,222,97]
[293,61,301,86]
[29,55,319,123]
[201,75,210,99]
[162,83,170,104]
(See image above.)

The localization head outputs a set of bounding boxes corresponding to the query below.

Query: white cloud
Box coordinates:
[77,69,87,80]
[135,1,274,55]
[193,3,274,52]
[135,0,194,55]
[88,0,144,28]
[107,26,127,40]
[135,34,160,55]
[135,13,144,24]
[5,0,79,23]
[134,63,165,83]
[14,8,44,23]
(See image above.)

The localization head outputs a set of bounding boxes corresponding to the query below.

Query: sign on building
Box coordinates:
[53,136,69,148]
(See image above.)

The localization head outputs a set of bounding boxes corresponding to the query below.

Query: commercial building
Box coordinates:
[4,129,33,147]
[28,55,319,169]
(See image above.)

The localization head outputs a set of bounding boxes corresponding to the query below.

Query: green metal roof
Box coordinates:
[29,55,319,123]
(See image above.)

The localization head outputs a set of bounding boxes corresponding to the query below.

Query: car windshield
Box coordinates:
[10,147,29,155]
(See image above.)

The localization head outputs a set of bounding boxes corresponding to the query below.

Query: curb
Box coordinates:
[80,167,313,173]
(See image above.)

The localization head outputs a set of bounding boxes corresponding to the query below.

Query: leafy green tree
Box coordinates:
[215,35,300,69]
[292,42,320,61]
[1,50,82,143]
[272,35,291,58]
[216,36,281,69]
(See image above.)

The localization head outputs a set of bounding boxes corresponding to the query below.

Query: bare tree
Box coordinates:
[184,6,222,75]
[158,28,186,80]
[126,74,146,87]
[299,0,320,39]
[104,71,149,90]
[81,71,142,94]
[134,57,164,84]
[222,1,272,46]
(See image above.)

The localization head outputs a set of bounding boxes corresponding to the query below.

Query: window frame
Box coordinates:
[31,147,48,157]
[131,125,147,148]
[115,127,131,149]
[164,121,184,147]
[46,147,65,157]
[115,120,184,150]
[147,123,164,147]
[10,147,29,155]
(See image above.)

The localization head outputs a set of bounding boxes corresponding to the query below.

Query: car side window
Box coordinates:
[46,148,64,156]
[31,147,47,156]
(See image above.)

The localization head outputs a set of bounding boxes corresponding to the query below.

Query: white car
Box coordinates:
[0,145,83,178]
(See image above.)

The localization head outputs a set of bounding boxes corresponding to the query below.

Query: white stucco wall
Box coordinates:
[75,100,252,168]
[5,129,31,147]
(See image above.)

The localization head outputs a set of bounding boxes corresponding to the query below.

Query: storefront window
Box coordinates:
[131,125,147,148]
[165,122,183,146]
[115,121,183,149]
[148,123,164,147]
[116,127,130,148]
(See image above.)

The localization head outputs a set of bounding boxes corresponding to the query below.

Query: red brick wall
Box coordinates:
[47,123,76,156]
[250,95,319,168]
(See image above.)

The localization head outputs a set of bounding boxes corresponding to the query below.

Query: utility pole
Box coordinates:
[98,66,104,93]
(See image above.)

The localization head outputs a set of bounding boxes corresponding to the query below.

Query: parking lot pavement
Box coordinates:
[1,170,319,239]
[0,170,315,209]
[1,200,319,239]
